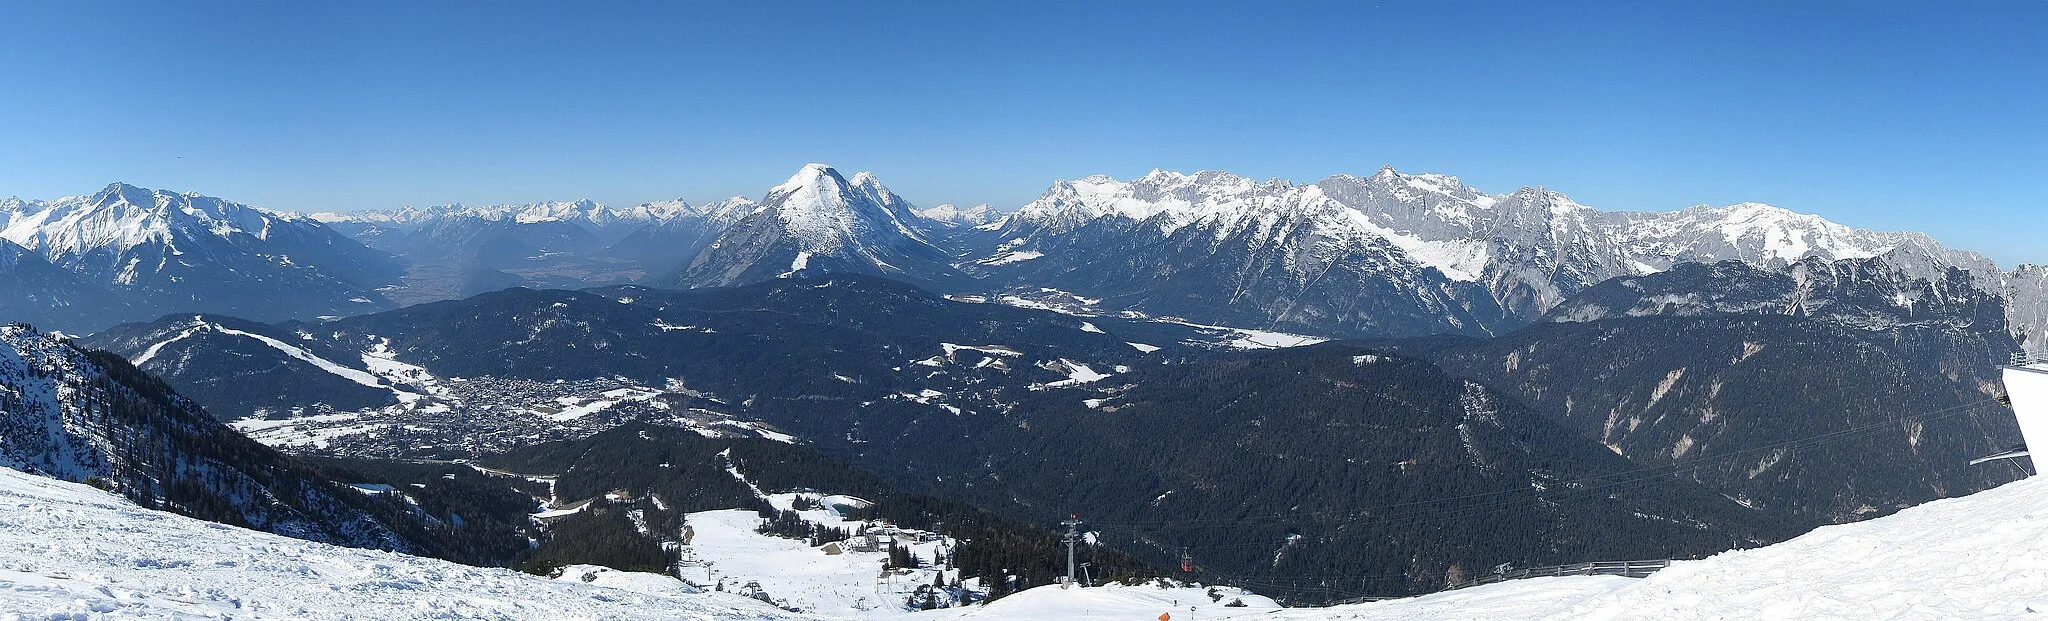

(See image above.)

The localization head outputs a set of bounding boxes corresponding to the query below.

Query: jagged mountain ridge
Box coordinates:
[971,166,2029,340]
[1544,257,2009,332]
[0,183,404,331]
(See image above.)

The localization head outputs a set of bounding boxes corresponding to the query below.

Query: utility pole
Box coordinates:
[1060,515,1084,586]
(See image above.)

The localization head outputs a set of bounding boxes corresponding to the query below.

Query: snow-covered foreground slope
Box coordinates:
[0,467,812,620]
[918,583,1279,620]
[898,471,2048,620]
[681,505,958,617]
[1010,473,2048,620]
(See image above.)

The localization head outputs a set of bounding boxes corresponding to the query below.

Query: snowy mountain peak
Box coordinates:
[89,181,151,205]
[774,162,842,192]
[1139,168,1187,183]
[757,164,932,251]
[665,165,962,287]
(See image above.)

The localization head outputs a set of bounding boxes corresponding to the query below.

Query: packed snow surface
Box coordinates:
[0,467,812,620]
[918,582,1279,619]
[681,505,958,617]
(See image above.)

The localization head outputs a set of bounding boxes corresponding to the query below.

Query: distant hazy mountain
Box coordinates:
[312,197,756,304]
[914,203,1001,227]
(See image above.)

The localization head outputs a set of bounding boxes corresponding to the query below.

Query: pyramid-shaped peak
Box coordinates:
[772,163,851,195]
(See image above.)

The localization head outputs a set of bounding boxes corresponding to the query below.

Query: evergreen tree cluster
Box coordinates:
[753,500,854,546]
[302,456,540,566]
[1383,312,2027,527]
[525,495,683,576]
[797,345,1794,603]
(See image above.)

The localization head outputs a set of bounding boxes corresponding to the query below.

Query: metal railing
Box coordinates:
[1446,559,1671,591]
[1323,559,1673,606]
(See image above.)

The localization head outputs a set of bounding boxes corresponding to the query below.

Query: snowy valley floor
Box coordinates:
[5,466,2048,619]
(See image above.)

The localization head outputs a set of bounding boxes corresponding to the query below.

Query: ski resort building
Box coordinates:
[1985,351,2048,469]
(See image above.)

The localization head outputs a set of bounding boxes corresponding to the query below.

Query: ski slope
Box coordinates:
[0,467,816,620]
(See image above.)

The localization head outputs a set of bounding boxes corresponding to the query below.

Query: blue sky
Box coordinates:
[2,1,2043,265]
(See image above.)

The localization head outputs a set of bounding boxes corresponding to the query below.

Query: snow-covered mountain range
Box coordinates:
[294,163,2046,345]
[3,165,2039,345]
[0,183,404,330]
[970,166,2032,340]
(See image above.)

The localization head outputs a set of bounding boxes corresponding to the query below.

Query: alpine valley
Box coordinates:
[1,163,2042,614]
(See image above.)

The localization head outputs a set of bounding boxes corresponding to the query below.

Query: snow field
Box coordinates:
[0,467,814,620]
[917,582,1280,620]
[675,491,963,618]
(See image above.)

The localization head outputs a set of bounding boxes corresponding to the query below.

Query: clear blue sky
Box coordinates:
[2,1,2043,265]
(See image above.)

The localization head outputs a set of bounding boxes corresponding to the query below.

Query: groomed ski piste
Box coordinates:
[4,457,2048,620]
